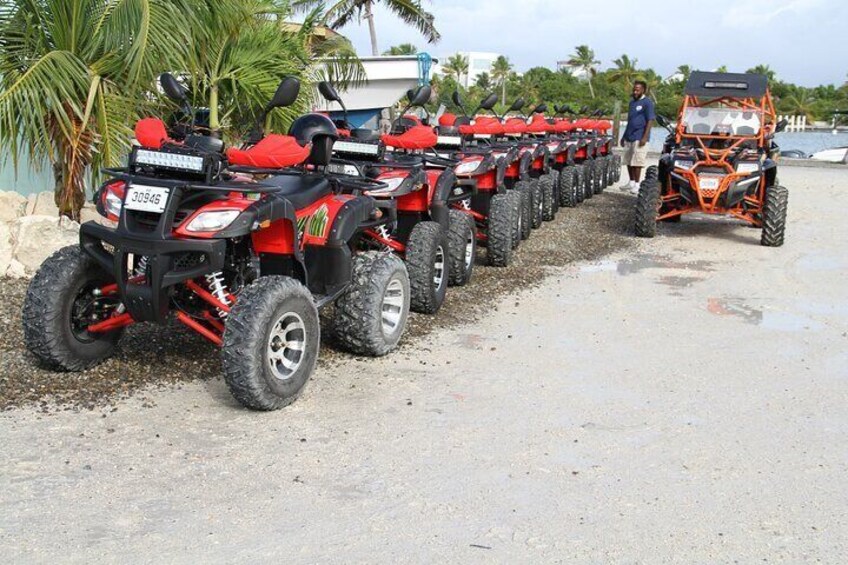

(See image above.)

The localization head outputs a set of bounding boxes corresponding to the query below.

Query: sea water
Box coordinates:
[645,127,848,156]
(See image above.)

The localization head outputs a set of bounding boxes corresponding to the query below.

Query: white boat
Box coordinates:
[810,146,848,163]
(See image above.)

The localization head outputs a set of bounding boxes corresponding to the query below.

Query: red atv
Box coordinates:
[22,74,411,411]
[435,92,518,266]
[317,82,476,312]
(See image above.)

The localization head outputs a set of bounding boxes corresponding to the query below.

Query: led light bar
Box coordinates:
[135,149,205,172]
[437,136,462,146]
[704,81,748,90]
[334,140,380,156]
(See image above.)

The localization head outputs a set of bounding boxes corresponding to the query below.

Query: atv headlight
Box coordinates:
[185,210,241,233]
[454,160,482,175]
[736,162,760,174]
[381,177,406,191]
[105,189,123,218]
[674,159,695,170]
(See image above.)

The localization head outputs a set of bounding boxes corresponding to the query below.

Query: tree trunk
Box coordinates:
[209,84,220,131]
[49,107,91,221]
[502,80,506,105]
[365,1,379,56]
[587,75,595,99]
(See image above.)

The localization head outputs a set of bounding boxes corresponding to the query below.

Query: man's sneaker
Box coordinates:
[628,182,641,195]
[618,180,634,192]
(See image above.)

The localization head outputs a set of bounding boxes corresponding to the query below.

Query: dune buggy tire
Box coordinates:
[487,193,514,267]
[330,252,410,356]
[514,181,533,240]
[406,221,449,314]
[540,174,557,221]
[583,161,595,200]
[23,245,124,372]
[447,209,476,287]
[222,276,319,411]
[761,185,788,247]
[574,165,586,204]
[530,180,544,228]
[559,166,577,208]
[635,174,661,238]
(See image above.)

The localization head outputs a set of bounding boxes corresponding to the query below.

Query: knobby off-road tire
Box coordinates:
[447,209,476,286]
[583,161,595,200]
[635,174,661,238]
[761,185,789,247]
[507,190,523,249]
[612,154,622,183]
[593,158,605,194]
[559,166,577,208]
[406,221,449,314]
[574,165,586,204]
[222,276,319,411]
[530,180,544,228]
[600,157,611,189]
[514,181,533,240]
[330,252,410,356]
[487,193,514,267]
[549,170,561,208]
[539,174,557,221]
[23,245,124,371]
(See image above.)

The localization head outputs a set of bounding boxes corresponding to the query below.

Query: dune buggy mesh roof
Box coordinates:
[684,71,768,98]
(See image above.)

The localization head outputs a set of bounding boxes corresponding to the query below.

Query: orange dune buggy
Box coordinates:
[635,71,789,246]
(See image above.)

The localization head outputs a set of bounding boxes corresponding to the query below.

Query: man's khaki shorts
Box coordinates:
[623,141,649,167]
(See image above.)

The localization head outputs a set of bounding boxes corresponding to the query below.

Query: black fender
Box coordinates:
[762,158,778,187]
[495,156,508,191]
[237,193,309,284]
[519,150,533,181]
[429,168,458,229]
[534,145,551,174]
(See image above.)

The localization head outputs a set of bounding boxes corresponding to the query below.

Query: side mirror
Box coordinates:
[160,73,188,102]
[480,93,499,110]
[592,109,603,117]
[268,77,300,110]
[775,118,788,133]
[562,105,576,115]
[451,90,463,107]
[531,103,548,114]
[508,98,526,112]
[409,85,432,107]
[318,81,341,104]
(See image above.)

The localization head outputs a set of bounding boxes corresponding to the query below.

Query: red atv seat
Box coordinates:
[554,119,575,133]
[382,125,438,150]
[135,118,173,149]
[595,120,612,132]
[439,113,457,126]
[573,118,593,130]
[459,116,504,136]
[503,117,528,135]
[402,114,422,125]
[526,114,554,134]
[226,135,311,168]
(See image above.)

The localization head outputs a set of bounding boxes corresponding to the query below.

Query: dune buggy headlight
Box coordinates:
[135,149,205,172]
[454,160,482,175]
[185,210,241,233]
[673,159,695,170]
[736,162,760,174]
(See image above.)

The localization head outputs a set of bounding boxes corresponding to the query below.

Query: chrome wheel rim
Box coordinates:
[464,233,474,270]
[266,312,306,381]
[381,278,405,336]
[433,245,445,289]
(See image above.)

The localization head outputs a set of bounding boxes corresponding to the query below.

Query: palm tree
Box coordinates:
[475,72,492,90]
[294,0,440,57]
[566,45,601,98]
[674,65,692,82]
[383,43,418,56]
[715,65,729,73]
[441,53,469,85]
[491,55,513,104]
[0,0,191,219]
[785,90,816,122]
[746,64,776,82]
[609,54,639,92]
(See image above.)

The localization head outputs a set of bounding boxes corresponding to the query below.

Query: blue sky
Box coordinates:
[334,0,847,86]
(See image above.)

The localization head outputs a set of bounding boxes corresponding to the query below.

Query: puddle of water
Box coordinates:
[656,276,704,289]
[580,254,715,276]
[707,297,822,332]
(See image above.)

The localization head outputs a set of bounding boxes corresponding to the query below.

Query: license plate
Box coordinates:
[698,176,721,190]
[125,184,170,213]
[327,163,360,176]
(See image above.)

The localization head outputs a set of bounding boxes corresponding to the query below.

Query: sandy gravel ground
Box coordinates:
[1,165,847,563]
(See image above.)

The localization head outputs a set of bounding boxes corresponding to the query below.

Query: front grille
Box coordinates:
[173,252,206,272]
[132,210,190,229]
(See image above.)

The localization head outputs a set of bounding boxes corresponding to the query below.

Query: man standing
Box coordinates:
[618,80,655,194]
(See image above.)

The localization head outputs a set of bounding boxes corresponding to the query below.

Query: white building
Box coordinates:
[436,51,500,88]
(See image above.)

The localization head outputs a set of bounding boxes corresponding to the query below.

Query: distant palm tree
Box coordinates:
[785,90,816,122]
[638,69,663,102]
[491,55,513,104]
[566,45,601,98]
[442,54,469,84]
[675,65,692,82]
[294,0,440,56]
[383,43,418,56]
[0,0,191,218]
[715,65,729,73]
[609,54,639,91]
[746,64,776,82]
[475,72,492,90]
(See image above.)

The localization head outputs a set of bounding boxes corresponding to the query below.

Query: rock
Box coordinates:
[0,191,27,222]
[79,204,103,226]
[25,191,60,217]
[11,215,80,273]
[0,222,12,275]
[4,259,27,279]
